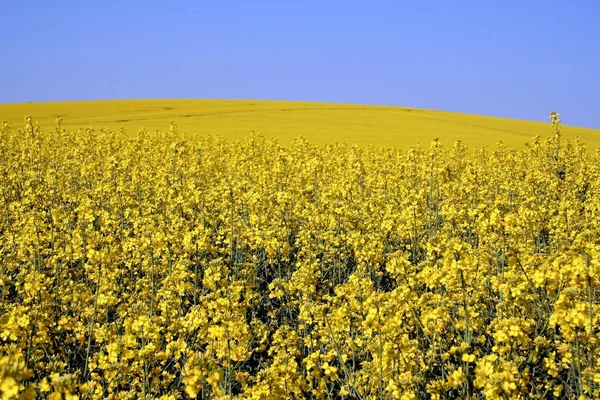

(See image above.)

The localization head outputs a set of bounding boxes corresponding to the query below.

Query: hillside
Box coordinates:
[1,99,598,148]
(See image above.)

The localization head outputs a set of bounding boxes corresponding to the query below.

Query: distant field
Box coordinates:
[1,99,599,148]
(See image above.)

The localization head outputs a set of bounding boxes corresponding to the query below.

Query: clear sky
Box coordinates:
[1,0,599,128]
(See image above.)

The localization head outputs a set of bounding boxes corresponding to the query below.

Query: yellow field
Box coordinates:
[1,99,599,148]
[2,114,600,399]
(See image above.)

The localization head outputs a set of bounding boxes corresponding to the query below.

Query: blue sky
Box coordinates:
[1,0,599,128]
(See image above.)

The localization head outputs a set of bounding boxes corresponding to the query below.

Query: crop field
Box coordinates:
[1,100,599,149]
[1,111,600,399]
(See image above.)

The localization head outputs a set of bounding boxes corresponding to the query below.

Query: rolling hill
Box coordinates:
[1,99,598,148]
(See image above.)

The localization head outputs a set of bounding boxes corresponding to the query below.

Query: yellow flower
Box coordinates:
[0,377,19,400]
[322,362,337,377]
[448,368,465,389]
[206,370,222,387]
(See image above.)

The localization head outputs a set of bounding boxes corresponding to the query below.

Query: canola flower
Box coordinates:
[0,114,600,399]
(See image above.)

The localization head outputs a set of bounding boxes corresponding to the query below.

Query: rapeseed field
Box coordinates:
[1,112,600,399]
[1,100,599,148]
